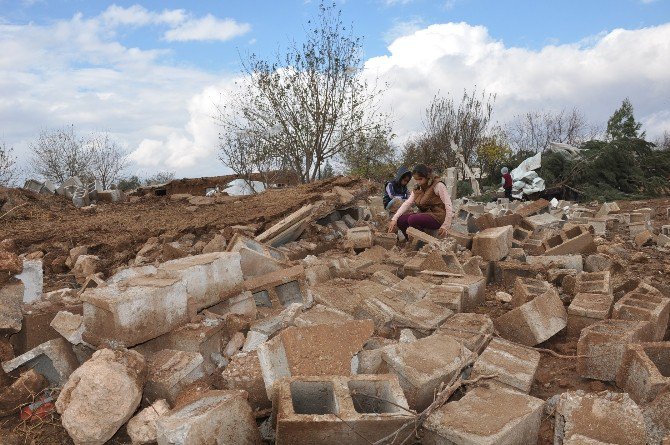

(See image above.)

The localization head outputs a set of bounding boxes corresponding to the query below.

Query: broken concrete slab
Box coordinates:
[567,293,614,337]
[380,333,472,411]
[258,319,373,399]
[472,225,513,262]
[81,275,189,348]
[612,290,670,341]
[227,233,288,261]
[294,304,354,327]
[256,203,316,247]
[157,252,244,313]
[56,349,147,445]
[471,338,541,394]
[145,349,206,405]
[126,399,171,445]
[423,385,544,445]
[432,275,486,311]
[273,375,414,445]
[156,390,261,445]
[554,391,646,445]
[576,319,654,381]
[615,342,670,404]
[495,287,567,346]
[406,226,441,246]
[2,337,78,385]
[72,254,100,285]
[238,247,283,279]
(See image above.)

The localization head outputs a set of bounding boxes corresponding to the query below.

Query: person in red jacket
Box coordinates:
[501,167,513,199]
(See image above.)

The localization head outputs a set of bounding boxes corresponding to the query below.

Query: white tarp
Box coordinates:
[508,151,545,199]
[511,151,542,181]
[545,142,582,160]
[225,179,266,196]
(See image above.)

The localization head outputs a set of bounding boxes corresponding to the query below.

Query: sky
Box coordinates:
[1,0,669,181]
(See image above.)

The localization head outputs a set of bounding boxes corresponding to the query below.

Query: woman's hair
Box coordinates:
[412,164,431,178]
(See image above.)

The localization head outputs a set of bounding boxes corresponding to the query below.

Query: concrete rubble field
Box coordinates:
[1,178,669,444]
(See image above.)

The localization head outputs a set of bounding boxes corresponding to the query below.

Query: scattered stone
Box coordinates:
[584,254,612,273]
[126,399,171,445]
[72,254,100,284]
[495,291,513,303]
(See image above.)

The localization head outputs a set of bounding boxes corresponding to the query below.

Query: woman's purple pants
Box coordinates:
[397,213,441,238]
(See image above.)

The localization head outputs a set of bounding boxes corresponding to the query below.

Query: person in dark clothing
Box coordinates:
[383,167,412,213]
[501,167,513,199]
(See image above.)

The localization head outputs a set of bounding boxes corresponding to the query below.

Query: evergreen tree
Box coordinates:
[606,98,645,140]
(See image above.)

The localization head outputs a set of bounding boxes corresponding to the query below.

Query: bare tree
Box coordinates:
[144,171,175,186]
[86,132,128,189]
[0,140,18,187]
[340,125,396,181]
[505,108,599,153]
[30,125,93,184]
[216,1,388,183]
[219,130,284,193]
[655,130,670,151]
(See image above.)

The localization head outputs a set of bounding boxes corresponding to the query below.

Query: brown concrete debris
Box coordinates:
[65,245,88,269]
[472,225,513,261]
[0,369,49,417]
[613,288,670,341]
[471,337,541,394]
[423,385,544,445]
[0,250,23,285]
[615,342,670,405]
[50,310,85,345]
[56,349,147,445]
[155,390,261,445]
[543,225,596,256]
[243,264,309,313]
[374,232,397,249]
[437,313,493,354]
[494,288,567,346]
[380,333,472,411]
[346,226,373,249]
[273,375,413,445]
[0,281,23,334]
[512,277,554,307]
[217,351,271,412]
[575,271,612,295]
[256,203,316,245]
[643,390,670,445]
[72,254,100,284]
[126,399,171,445]
[567,293,614,337]
[2,337,79,385]
[515,198,550,217]
[294,304,354,327]
[406,226,441,246]
[576,319,654,381]
[494,261,545,287]
[145,349,206,405]
[370,269,402,287]
[554,391,647,445]
[634,229,656,247]
[257,319,373,399]
[202,234,228,254]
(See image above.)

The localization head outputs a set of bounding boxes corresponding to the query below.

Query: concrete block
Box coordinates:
[423,385,544,445]
[406,226,441,246]
[494,261,545,287]
[81,276,189,348]
[512,278,553,307]
[494,288,567,346]
[526,254,583,272]
[238,247,283,280]
[472,225,513,261]
[616,342,670,404]
[595,202,620,217]
[346,227,373,249]
[258,320,373,399]
[567,293,614,337]
[244,265,309,312]
[543,225,596,256]
[145,349,206,404]
[576,319,653,381]
[157,252,243,313]
[2,337,78,385]
[436,275,486,311]
[613,291,670,341]
[219,352,271,412]
[156,390,261,445]
[575,271,612,295]
[374,233,398,250]
[471,338,541,394]
[554,391,646,445]
[228,233,288,261]
[15,259,43,304]
[515,198,550,217]
[438,313,493,354]
[294,304,354,327]
[425,285,465,313]
[525,213,563,231]
[274,375,413,445]
[380,333,472,411]
[0,369,49,417]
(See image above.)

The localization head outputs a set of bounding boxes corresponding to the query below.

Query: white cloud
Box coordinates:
[639,0,659,4]
[163,15,251,42]
[366,22,670,145]
[100,4,187,27]
[383,17,425,43]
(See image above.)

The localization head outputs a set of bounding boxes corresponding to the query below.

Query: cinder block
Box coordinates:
[258,320,373,399]
[244,265,310,314]
[81,276,189,347]
[273,375,414,445]
[615,342,670,404]
[424,285,465,314]
[576,319,653,381]
[543,225,596,256]
[472,226,513,261]
[554,391,646,445]
[515,198,551,217]
[1,338,78,385]
[613,291,670,341]
[494,262,545,287]
[346,227,373,249]
[380,333,472,411]
[471,338,541,394]
[512,278,553,308]
[526,254,583,272]
[157,252,243,314]
[438,313,493,354]
[567,293,614,337]
[145,349,205,404]
[575,271,612,295]
[434,275,486,311]
[156,390,261,445]
[494,288,567,346]
[423,386,544,445]
[227,233,289,261]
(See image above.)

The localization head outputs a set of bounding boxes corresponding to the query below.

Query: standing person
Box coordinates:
[501,167,513,199]
[383,167,412,213]
[388,164,453,238]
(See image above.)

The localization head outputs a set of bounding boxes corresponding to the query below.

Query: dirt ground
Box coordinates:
[1,181,669,444]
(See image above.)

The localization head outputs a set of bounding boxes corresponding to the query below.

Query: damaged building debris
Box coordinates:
[1,175,670,445]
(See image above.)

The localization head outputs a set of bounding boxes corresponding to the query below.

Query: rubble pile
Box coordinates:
[1,179,669,444]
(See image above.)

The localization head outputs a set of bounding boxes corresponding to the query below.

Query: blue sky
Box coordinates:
[1,0,669,179]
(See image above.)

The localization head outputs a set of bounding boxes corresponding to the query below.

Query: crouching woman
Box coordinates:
[387,164,453,239]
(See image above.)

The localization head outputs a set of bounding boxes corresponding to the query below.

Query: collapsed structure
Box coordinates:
[1,177,669,445]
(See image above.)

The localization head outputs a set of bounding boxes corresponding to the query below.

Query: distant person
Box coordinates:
[388,164,453,239]
[501,167,513,199]
[383,167,412,213]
